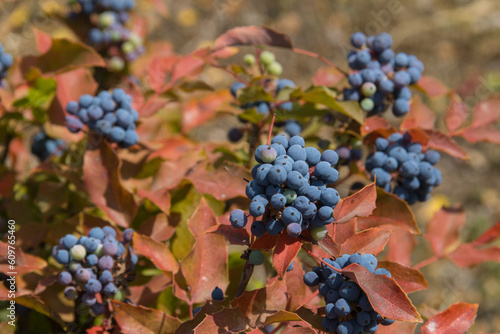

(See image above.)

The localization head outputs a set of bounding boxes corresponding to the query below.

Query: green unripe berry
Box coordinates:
[361,82,377,97]
[360,98,375,111]
[249,250,265,265]
[244,54,256,66]
[283,189,297,204]
[129,33,143,48]
[260,51,275,66]
[113,289,125,302]
[311,226,328,241]
[70,245,87,261]
[99,12,116,28]
[351,139,363,149]
[93,243,103,257]
[267,61,283,76]
[110,30,122,43]
[121,41,135,55]
[109,56,125,72]
[261,146,277,163]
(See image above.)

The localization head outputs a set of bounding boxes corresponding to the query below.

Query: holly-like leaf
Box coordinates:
[136,213,175,242]
[128,273,172,306]
[312,67,345,87]
[83,141,138,228]
[193,307,249,333]
[33,27,52,54]
[377,261,428,293]
[132,233,179,273]
[205,224,250,246]
[112,300,182,334]
[232,280,288,327]
[180,199,229,303]
[360,116,392,137]
[282,327,318,334]
[401,95,436,130]
[472,221,500,246]
[455,96,500,145]
[20,38,105,75]
[273,232,302,278]
[421,302,478,334]
[415,75,449,98]
[301,87,364,124]
[340,228,390,256]
[182,90,231,133]
[425,206,465,257]
[15,294,66,330]
[459,124,500,145]
[284,263,311,311]
[333,183,377,224]
[385,229,417,267]
[358,188,420,234]
[377,321,417,334]
[446,243,500,267]
[340,264,422,322]
[423,129,469,160]
[445,93,468,134]
[251,234,279,250]
[213,26,293,50]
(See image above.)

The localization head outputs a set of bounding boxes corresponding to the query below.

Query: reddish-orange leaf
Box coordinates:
[423,129,469,160]
[415,75,449,98]
[251,233,279,250]
[187,198,218,236]
[360,116,392,137]
[136,213,175,242]
[459,124,500,145]
[182,90,231,133]
[340,228,390,256]
[193,308,249,333]
[333,183,377,224]
[425,206,465,257]
[470,96,500,128]
[86,326,107,334]
[319,235,340,258]
[112,300,182,334]
[282,327,318,334]
[445,93,468,134]
[401,95,436,130]
[312,67,345,86]
[170,53,206,88]
[421,302,478,334]
[205,224,250,246]
[33,28,52,54]
[146,0,169,16]
[340,264,422,322]
[128,273,172,306]
[385,229,417,267]
[447,243,500,267]
[284,263,312,311]
[83,142,137,228]
[132,233,179,273]
[377,321,417,334]
[357,188,420,234]
[273,232,302,277]
[472,221,500,246]
[213,26,293,50]
[327,218,356,245]
[377,261,428,293]
[232,280,288,327]
[137,188,171,214]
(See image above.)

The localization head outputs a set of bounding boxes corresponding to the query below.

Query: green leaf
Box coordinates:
[13,78,57,123]
[238,85,274,104]
[238,107,265,124]
[301,86,364,124]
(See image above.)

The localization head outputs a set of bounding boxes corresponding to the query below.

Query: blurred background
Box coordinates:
[1,0,500,332]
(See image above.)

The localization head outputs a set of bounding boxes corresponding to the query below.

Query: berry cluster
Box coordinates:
[365,132,442,204]
[0,44,13,85]
[52,226,137,315]
[74,0,144,70]
[303,254,394,333]
[65,89,139,148]
[343,32,424,117]
[31,131,65,161]
[229,134,340,240]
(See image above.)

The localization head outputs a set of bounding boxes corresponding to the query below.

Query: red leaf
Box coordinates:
[273,232,302,277]
[136,213,175,242]
[282,327,318,334]
[340,228,390,256]
[376,321,417,334]
[213,26,293,50]
[377,261,428,294]
[232,280,289,327]
[385,229,417,267]
[180,199,229,303]
[128,273,172,306]
[425,206,465,257]
[182,90,231,133]
[146,0,169,16]
[459,124,500,145]
[205,224,250,246]
[318,235,340,258]
[360,116,392,137]
[327,218,356,245]
[472,221,500,246]
[20,38,105,75]
[445,93,468,134]
[401,95,436,130]
[340,264,422,322]
[170,53,206,88]
[137,188,171,214]
[284,264,313,311]
[193,307,249,333]
[421,302,478,334]
[358,188,420,234]
[132,233,179,273]
[312,67,345,87]
[33,28,52,54]
[83,142,137,228]
[112,300,182,334]
[333,183,377,224]
[447,243,500,267]
[423,129,469,160]
[469,96,500,128]
[251,234,279,250]
[415,75,450,98]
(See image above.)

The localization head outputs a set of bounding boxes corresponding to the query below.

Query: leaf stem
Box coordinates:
[267,112,276,146]
[413,254,439,270]
[292,48,348,76]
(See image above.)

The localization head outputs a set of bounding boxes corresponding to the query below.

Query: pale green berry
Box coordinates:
[109,56,125,72]
[361,82,377,97]
[93,243,103,257]
[283,189,297,204]
[70,244,87,261]
[267,61,283,76]
[244,54,256,66]
[260,51,275,66]
[360,98,375,111]
[129,33,143,48]
[249,250,265,265]
[121,41,135,55]
[113,289,125,302]
[99,12,116,28]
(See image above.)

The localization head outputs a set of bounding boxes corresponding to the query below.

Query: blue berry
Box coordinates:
[229,209,247,229]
